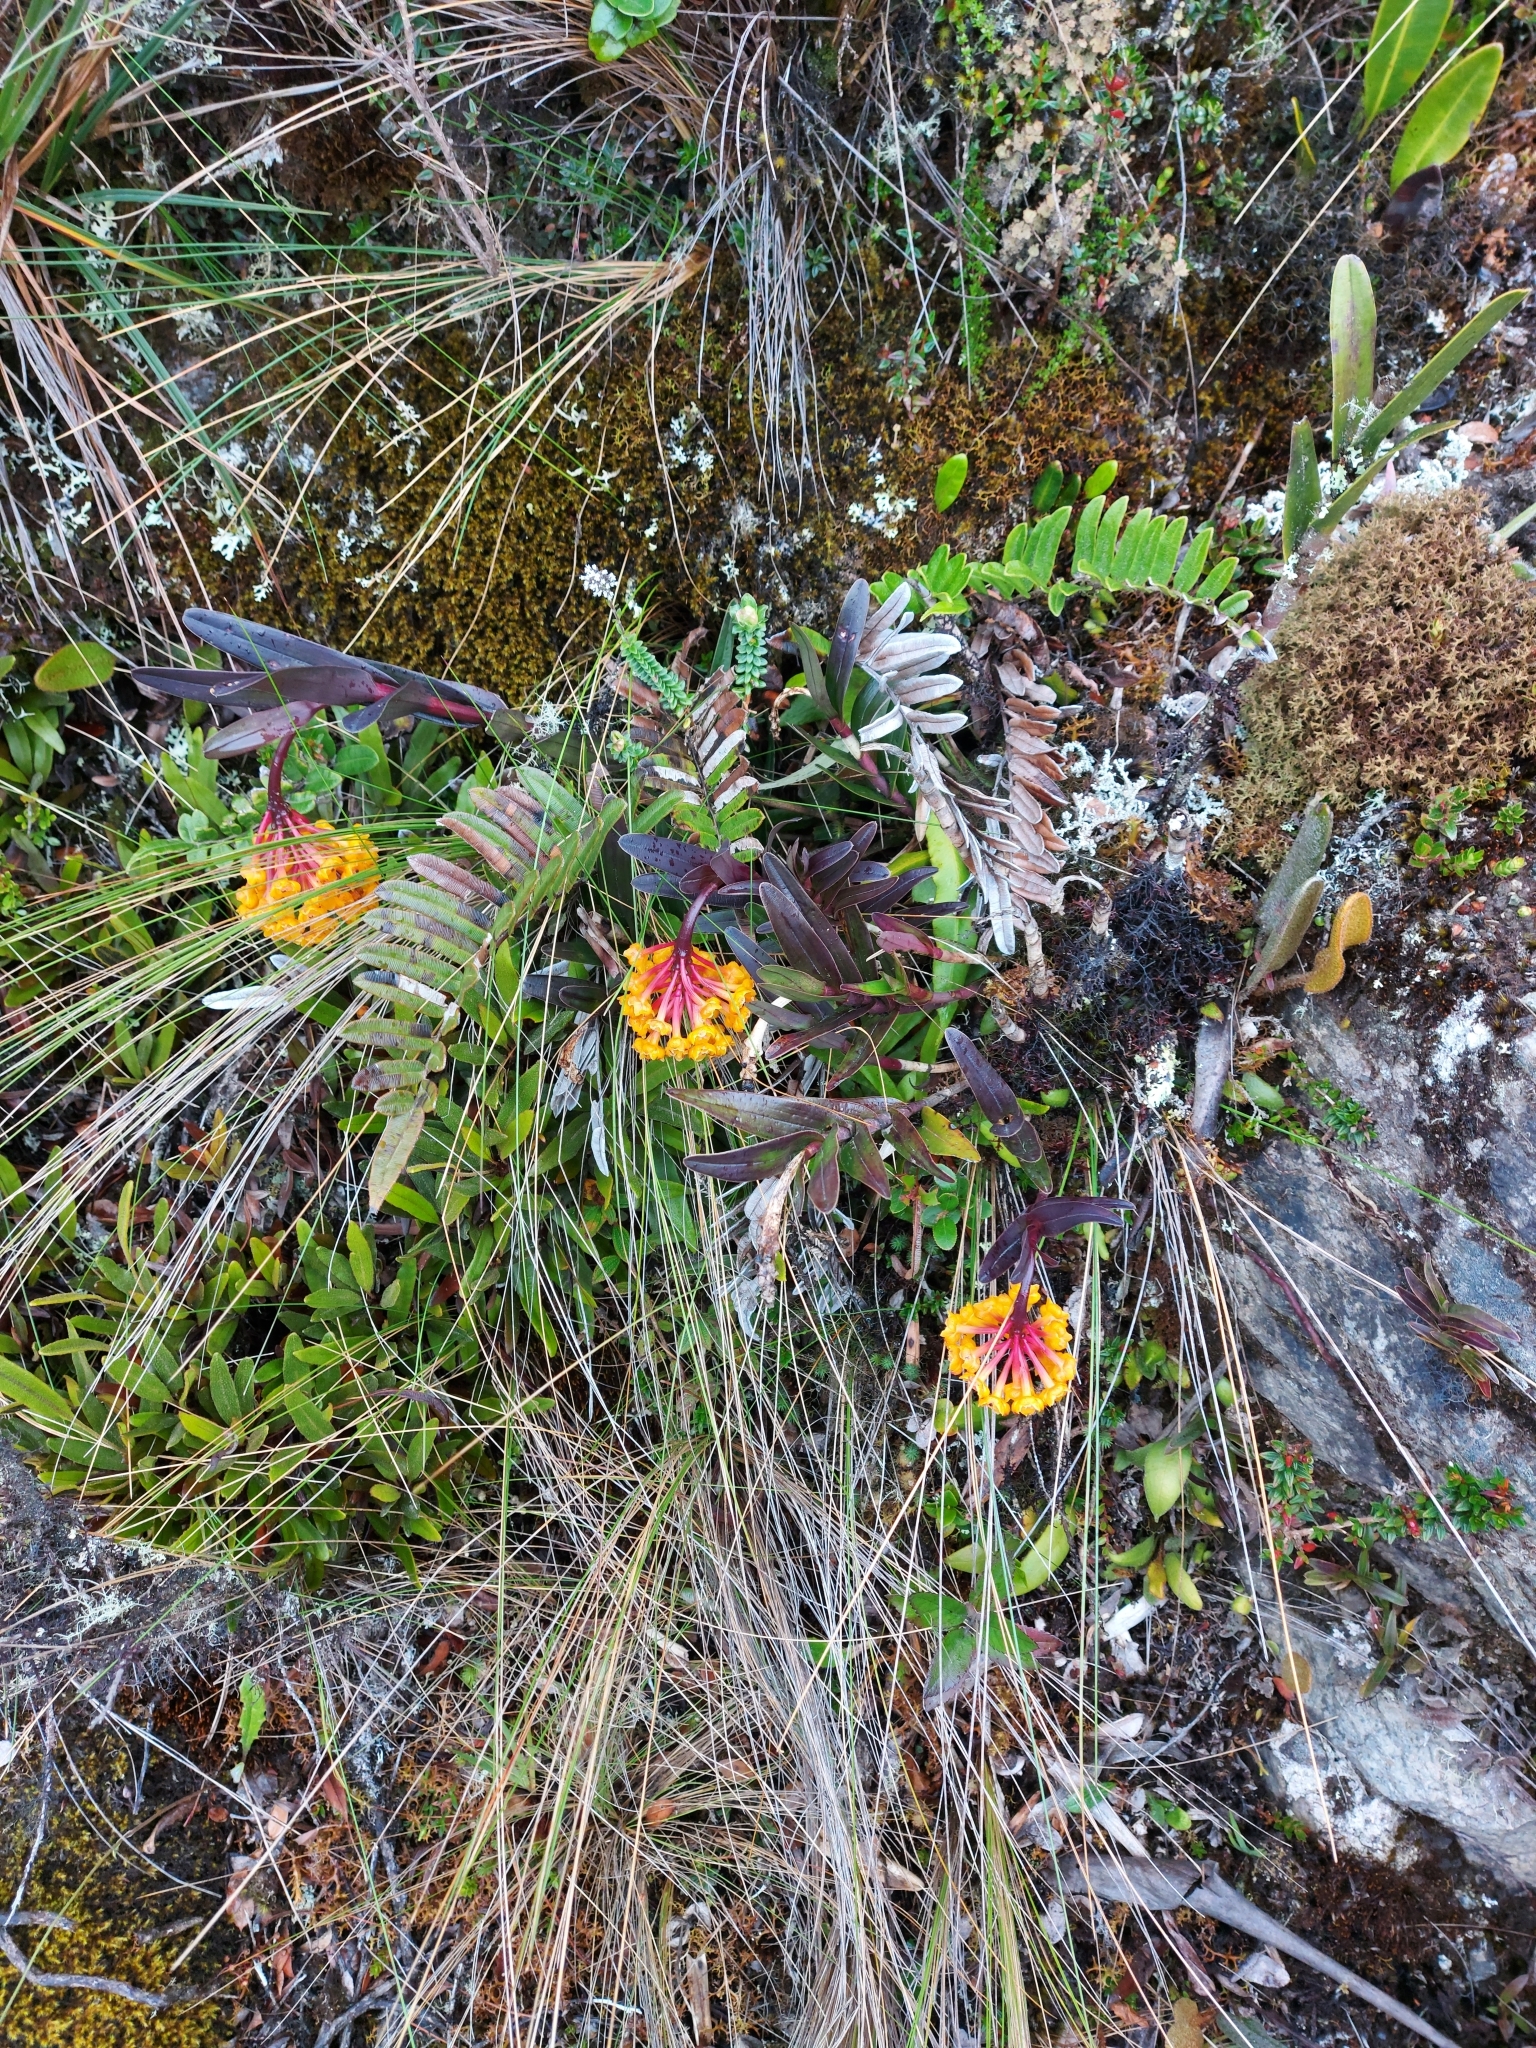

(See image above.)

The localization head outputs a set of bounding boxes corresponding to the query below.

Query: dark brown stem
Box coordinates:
[267,726,300,807]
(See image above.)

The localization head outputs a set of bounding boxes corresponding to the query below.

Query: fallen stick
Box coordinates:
[1061,1853,1458,2048]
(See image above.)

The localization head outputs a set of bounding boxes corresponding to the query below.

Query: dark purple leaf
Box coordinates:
[182,608,502,718]
[841,1118,891,1197]
[202,703,320,756]
[979,1194,1133,1290]
[884,1102,939,1172]
[759,884,857,988]
[804,825,878,888]
[683,1133,822,1183]
[618,833,717,888]
[945,1027,1026,1139]
[828,581,870,699]
[808,1135,841,1214]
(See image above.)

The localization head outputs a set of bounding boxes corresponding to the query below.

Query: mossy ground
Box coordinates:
[184,294,1154,697]
[0,1729,239,2045]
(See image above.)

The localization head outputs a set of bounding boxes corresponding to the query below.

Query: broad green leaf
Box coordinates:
[1032,461,1064,511]
[282,1383,334,1441]
[984,1613,1039,1670]
[34,641,115,692]
[1330,255,1377,457]
[1107,1534,1158,1569]
[1142,1439,1193,1518]
[1194,555,1237,603]
[346,1221,375,1295]
[0,1357,73,1424]
[238,1671,267,1754]
[934,453,969,511]
[1391,43,1503,189]
[1282,419,1321,557]
[1360,0,1452,125]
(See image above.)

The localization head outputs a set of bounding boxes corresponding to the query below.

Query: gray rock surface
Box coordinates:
[1222,993,1536,1644]
[1253,1604,1536,1887]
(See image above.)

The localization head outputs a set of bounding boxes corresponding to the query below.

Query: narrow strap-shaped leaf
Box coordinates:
[682,1133,822,1183]
[841,1118,892,1196]
[1171,525,1215,593]
[1361,286,1528,459]
[944,1026,1025,1137]
[342,1019,438,1049]
[1110,506,1157,587]
[510,763,585,834]
[1024,505,1073,583]
[1316,419,1444,533]
[443,813,532,879]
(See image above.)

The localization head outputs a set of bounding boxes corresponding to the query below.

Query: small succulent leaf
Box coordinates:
[1391,42,1503,189]
[1011,1517,1070,1593]
[944,1026,1026,1137]
[1143,1439,1194,1518]
[1163,1551,1204,1609]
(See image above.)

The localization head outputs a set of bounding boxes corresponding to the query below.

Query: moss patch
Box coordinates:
[1237,490,1536,833]
[185,301,1152,698]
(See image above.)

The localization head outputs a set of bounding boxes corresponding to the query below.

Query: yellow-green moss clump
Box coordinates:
[0,1736,236,2046]
[1238,489,1536,832]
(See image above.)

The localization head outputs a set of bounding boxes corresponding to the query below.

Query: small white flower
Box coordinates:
[581,564,619,603]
